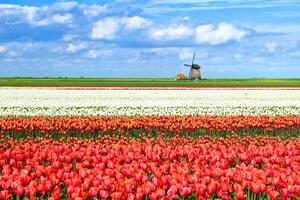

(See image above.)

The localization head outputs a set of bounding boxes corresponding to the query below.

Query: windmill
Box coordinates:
[184,53,201,80]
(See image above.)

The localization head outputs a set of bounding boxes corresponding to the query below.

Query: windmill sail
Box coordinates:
[183,52,201,80]
[192,53,195,66]
[177,52,202,80]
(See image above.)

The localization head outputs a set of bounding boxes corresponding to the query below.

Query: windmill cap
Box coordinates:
[192,64,201,69]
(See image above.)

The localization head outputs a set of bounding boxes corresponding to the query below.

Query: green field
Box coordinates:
[1,77,300,87]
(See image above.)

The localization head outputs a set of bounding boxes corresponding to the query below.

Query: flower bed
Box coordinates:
[0,136,299,199]
[1,88,300,116]
[1,115,300,139]
[1,88,300,199]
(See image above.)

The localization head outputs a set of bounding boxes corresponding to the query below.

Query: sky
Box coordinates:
[0,0,300,78]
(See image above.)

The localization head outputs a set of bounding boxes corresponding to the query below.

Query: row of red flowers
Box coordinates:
[1,115,300,137]
[0,135,299,199]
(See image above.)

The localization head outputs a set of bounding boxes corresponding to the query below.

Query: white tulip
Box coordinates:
[0,88,300,116]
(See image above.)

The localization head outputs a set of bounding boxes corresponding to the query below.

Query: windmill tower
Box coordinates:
[184,53,201,80]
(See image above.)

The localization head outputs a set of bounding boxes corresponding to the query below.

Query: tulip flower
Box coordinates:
[0,119,299,199]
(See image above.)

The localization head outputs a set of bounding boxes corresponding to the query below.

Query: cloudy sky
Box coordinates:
[0,0,300,78]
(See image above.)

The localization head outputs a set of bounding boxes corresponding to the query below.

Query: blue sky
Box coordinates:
[0,0,300,78]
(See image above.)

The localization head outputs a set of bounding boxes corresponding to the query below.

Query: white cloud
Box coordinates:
[62,34,77,42]
[211,57,222,62]
[0,4,48,26]
[250,56,265,63]
[145,47,178,55]
[0,4,75,26]
[249,24,300,34]
[91,18,119,40]
[81,4,107,17]
[195,23,247,45]
[141,47,207,62]
[146,0,298,14]
[150,23,246,44]
[52,13,73,24]
[234,54,243,60]
[0,46,6,53]
[179,48,194,61]
[87,50,112,59]
[265,41,278,52]
[122,16,151,30]
[183,16,190,21]
[52,2,78,11]
[91,16,150,40]
[151,24,192,40]
[0,4,32,14]
[66,43,88,53]
[7,51,17,57]
[288,51,300,57]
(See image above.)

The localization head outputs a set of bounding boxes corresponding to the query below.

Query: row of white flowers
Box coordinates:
[1,106,300,116]
[1,88,300,116]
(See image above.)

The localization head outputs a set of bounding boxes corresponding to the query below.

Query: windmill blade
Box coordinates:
[184,64,191,66]
[191,52,195,65]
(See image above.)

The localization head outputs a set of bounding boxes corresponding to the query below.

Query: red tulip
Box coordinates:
[269,190,279,199]
[67,185,74,195]
[14,185,25,196]
[250,182,260,194]
[236,190,245,200]
[25,186,36,197]
[0,116,299,199]
[0,190,10,199]
[156,189,165,198]
[88,187,98,197]
[182,187,193,196]
[99,190,109,199]
[167,185,178,197]
[207,182,217,194]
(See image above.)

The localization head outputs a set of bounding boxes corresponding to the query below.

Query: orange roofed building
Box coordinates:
[176,73,187,80]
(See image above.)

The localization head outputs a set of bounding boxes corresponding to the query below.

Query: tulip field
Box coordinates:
[0,87,300,199]
[1,88,300,116]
